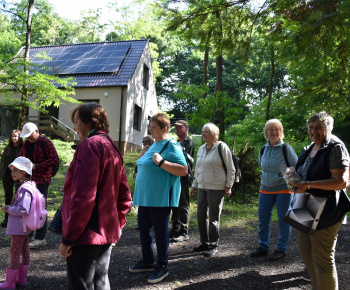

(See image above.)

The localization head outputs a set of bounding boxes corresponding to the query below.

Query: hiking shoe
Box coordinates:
[193,244,208,252]
[129,260,156,273]
[147,265,169,284]
[250,247,268,258]
[29,237,35,243]
[269,250,286,261]
[29,239,47,248]
[204,247,218,257]
[301,272,311,282]
[171,233,189,243]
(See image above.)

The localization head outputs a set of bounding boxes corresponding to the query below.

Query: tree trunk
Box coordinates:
[202,31,212,99]
[266,46,275,121]
[18,0,34,130]
[215,10,224,141]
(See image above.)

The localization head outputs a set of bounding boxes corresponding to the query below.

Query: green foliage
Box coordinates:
[51,138,75,165]
[0,55,78,114]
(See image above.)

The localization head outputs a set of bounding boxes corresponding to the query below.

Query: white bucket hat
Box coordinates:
[20,122,38,138]
[9,157,33,176]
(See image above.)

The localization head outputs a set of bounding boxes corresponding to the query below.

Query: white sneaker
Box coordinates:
[29,239,47,248]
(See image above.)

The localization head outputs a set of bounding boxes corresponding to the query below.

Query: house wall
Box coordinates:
[57,87,123,142]
[123,42,158,153]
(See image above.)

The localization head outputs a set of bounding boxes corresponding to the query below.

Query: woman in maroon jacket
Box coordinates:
[59,102,132,290]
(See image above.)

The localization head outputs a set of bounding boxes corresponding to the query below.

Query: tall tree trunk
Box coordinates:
[202,31,212,99]
[266,46,275,121]
[215,10,225,141]
[18,0,34,130]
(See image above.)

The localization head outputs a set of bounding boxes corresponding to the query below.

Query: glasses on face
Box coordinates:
[142,140,149,144]
[148,125,158,130]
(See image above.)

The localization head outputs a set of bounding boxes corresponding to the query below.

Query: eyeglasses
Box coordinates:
[142,140,149,144]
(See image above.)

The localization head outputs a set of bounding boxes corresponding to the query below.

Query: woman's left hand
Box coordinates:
[152,153,163,165]
[225,187,232,198]
[59,243,72,258]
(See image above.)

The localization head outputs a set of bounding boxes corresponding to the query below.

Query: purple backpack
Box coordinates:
[19,181,47,232]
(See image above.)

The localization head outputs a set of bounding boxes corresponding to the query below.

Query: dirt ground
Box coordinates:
[0,216,349,290]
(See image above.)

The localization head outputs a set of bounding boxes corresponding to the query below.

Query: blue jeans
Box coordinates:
[258,193,292,252]
[138,206,171,267]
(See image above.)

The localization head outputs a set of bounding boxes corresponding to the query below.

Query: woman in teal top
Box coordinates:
[129,113,187,284]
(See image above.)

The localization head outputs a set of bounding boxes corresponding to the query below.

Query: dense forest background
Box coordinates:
[1,0,350,153]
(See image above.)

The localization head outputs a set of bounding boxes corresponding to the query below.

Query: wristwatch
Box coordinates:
[307,181,311,190]
[158,158,165,167]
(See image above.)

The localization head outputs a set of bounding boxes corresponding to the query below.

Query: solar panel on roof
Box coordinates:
[27,43,131,75]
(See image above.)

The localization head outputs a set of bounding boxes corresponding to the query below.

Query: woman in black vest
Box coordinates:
[292,112,349,290]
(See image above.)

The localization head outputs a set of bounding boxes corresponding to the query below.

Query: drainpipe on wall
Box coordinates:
[119,86,126,155]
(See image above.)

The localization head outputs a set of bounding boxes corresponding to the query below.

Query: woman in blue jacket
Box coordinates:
[251,119,298,261]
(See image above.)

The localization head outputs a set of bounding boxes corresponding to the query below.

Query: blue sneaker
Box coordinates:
[147,265,169,283]
[129,260,156,273]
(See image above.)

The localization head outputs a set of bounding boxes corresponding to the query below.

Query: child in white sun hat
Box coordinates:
[0,157,38,289]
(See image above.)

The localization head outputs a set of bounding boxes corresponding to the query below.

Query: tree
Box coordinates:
[157,0,254,138]
[260,0,350,117]
[74,8,106,43]
[0,0,77,129]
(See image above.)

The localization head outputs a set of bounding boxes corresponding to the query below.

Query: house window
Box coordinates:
[143,64,149,89]
[134,105,142,131]
[147,116,151,135]
[78,99,100,104]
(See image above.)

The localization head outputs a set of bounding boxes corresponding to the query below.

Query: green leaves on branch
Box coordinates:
[0,56,77,113]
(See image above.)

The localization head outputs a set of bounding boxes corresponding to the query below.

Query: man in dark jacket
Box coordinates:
[19,122,59,248]
[170,120,194,242]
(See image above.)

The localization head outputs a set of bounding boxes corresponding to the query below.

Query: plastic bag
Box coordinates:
[282,167,303,193]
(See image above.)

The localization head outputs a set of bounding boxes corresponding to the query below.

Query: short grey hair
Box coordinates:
[143,135,154,145]
[307,111,334,133]
[202,122,219,141]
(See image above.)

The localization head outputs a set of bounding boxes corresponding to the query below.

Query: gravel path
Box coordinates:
[0,217,349,289]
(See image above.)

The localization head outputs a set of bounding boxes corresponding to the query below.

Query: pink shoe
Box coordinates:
[16,264,29,286]
[0,267,18,289]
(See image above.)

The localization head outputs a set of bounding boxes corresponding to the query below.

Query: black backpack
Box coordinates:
[39,136,59,177]
[259,143,290,167]
[218,142,241,183]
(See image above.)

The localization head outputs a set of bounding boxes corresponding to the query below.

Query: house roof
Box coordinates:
[20,40,148,88]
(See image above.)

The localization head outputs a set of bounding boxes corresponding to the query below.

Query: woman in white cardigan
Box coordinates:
[190,123,235,257]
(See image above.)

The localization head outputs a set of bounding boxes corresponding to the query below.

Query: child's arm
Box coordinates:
[7,189,32,217]
[1,205,9,212]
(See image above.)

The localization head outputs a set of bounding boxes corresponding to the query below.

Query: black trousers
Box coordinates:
[171,183,190,235]
[67,244,112,290]
[30,183,49,240]
[2,170,14,222]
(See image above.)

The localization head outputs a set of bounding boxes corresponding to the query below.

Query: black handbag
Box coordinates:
[48,204,62,235]
[284,192,328,233]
